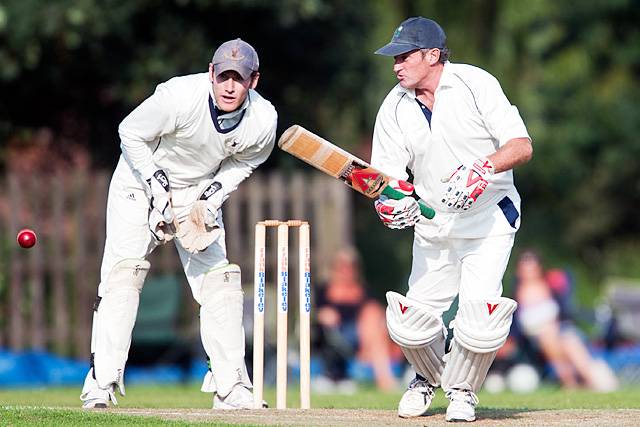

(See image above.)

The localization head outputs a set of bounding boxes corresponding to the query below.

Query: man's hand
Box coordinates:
[149,211,178,243]
[441,157,494,211]
[374,179,421,229]
[177,181,224,253]
[145,169,176,242]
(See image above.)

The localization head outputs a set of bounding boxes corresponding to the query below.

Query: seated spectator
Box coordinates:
[314,247,401,391]
[513,250,618,392]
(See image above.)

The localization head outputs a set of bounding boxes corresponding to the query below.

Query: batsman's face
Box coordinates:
[209,65,259,112]
[392,49,434,89]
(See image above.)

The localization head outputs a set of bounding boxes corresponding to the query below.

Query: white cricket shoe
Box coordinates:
[81,385,118,409]
[213,385,255,409]
[80,369,118,409]
[397,375,436,418]
[445,389,479,422]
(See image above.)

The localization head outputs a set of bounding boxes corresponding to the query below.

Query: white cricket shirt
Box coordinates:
[371,61,530,237]
[118,72,277,197]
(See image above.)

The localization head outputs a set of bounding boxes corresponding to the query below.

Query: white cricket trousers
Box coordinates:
[99,157,228,303]
[406,232,515,316]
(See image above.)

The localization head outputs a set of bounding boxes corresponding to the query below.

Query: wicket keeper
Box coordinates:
[81,38,277,410]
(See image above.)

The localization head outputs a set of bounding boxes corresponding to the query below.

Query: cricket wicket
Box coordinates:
[253,220,311,409]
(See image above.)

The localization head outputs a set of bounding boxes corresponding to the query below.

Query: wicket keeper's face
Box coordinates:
[209,65,259,112]
[392,48,438,89]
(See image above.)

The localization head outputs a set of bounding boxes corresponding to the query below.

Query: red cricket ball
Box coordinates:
[17,228,37,249]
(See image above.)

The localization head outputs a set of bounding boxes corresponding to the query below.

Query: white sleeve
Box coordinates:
[370,98,411,180]
[476,74,530,147]
[118,83,179,180]
[213,119,276,202]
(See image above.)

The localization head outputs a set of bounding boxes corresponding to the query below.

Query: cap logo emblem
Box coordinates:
[393,25,403,38]
[225,47,245,61]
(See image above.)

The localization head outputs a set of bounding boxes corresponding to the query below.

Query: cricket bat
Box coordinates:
[278,125,435,219]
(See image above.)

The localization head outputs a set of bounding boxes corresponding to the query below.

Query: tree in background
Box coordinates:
[1,0,639,299]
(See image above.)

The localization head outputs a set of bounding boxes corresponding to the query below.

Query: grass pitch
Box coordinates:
[1,383,639,426]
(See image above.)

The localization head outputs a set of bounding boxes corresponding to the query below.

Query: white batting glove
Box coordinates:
[177,181,225,253]
[441,157,495,211]
[196,181,224,227]
[374,179,421,229]
[149,210,178,243]
[144,169,176,242]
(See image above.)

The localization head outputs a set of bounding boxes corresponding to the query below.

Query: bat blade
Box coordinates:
[278,125,389,198]
[278,125,435,219]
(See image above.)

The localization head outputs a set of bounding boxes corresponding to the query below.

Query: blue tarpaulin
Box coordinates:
[0,349,209,387]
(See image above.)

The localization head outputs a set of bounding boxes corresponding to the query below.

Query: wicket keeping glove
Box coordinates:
[374,180,421,229]
[145,169,177,243]
[440,157,494,211]
[178,181,224,253]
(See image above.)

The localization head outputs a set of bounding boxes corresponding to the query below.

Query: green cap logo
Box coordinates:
[393,25,403,38]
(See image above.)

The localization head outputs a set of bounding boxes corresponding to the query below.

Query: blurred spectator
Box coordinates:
[513,250,618,392]
[313,247,401,391]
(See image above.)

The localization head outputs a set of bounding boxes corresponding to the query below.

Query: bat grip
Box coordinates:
[381,186,436,219]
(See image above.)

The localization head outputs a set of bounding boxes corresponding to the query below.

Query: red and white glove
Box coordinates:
[441,157,495,211]
[374,180,421,229]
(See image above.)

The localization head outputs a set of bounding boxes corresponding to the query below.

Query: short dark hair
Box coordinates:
[438,47,450,63]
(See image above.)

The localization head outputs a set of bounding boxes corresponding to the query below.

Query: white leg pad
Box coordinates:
[442,342,497,392]
[441,297,517,392]
[386,291,446,386]
[200,263,252,398]
[91,259,150,394]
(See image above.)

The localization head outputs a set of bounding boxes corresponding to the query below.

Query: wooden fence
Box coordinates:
[0,170,352,359]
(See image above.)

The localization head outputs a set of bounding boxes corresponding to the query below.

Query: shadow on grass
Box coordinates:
[476,407,544,421]
[425,406,544,422]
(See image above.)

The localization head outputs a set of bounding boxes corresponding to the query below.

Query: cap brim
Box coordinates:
[374,42,419,56]
[213,62,253,80]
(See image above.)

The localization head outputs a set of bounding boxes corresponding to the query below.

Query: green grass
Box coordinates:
[1,383,639,425]
[0,407,201,426]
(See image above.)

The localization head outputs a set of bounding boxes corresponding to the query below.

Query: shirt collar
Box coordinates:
[436,61,456,90]
[209,89,252,119]
[394,61,454,99]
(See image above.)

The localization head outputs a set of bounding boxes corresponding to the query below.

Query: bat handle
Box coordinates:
[381,187,436,220]
[417,200,436,219]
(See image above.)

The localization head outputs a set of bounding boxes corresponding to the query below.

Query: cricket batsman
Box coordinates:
[80,38,277,409]
[371,17,532,421]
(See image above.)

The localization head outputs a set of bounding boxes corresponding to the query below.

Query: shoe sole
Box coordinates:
[83,403,108,409]
[213,399,256,410]
[398,409,430,418]
[446,416,476,422]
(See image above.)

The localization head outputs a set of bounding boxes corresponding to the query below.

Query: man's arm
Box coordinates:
[487,137,533,173]
[118,82,181,242]
[371,98,435,225]
[474,71,532,171]
[439,72,533,211]
[370,97,412,179]
[118,83,179,179]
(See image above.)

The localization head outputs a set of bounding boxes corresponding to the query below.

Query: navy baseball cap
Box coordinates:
[212,38,259,80]
[375,17,446,56]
